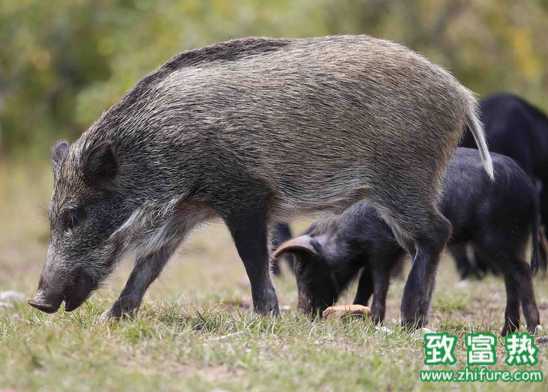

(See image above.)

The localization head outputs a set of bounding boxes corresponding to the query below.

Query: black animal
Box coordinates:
[273,148,544,335]
[28,36,493,329]
[270,223,295,276]
[458,93,548,278]
[461,93,548,182]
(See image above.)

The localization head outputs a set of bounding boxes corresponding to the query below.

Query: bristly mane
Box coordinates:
[160,37,291,72]
[95,37,291,133]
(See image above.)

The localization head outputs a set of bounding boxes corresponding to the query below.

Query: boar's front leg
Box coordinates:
[224,205,279,315]
[101,241,180,320]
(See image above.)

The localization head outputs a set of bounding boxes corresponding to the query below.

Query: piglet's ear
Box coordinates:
[272,235,318,261]
[51,140,70,173]
[81,141,118,187]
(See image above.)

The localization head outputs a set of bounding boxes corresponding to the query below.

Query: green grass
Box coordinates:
[1,163,548,391]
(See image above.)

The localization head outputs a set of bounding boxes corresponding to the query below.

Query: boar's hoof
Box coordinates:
[99,309,125,322]
[322,304,370,320]
[401,317,428,332]
[252,289,280,316]
[99,310,117,322]
[253,303,280,316]
[99,303,138,322]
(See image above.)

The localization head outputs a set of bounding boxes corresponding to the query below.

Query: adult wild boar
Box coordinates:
[28,36,493,328]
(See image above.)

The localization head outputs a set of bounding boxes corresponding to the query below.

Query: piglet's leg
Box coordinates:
[270,222,294,276]
[501,273,521,336]
[353,269,373,306]
[370,267,391,324]
[515,262,541,335]
[448,244,474,280]
[101,240,180,320]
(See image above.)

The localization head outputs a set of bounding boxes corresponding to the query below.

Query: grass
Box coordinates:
[1,163,548,391]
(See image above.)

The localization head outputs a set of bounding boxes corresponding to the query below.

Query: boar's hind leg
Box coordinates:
[101,240,180,320]
[382,205,450,330]
[225,205,279,315]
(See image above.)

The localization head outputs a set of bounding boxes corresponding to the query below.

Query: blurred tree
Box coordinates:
[320,0,547,102]
[0,0,136,157]
[0,0,546,159]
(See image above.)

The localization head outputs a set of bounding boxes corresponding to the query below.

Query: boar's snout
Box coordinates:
[29,267,96,314]
[28,289,63,314]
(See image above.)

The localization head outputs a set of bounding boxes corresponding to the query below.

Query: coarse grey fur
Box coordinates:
[29,35,492,327]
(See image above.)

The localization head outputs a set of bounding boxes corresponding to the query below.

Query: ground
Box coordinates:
[1,163,547,391]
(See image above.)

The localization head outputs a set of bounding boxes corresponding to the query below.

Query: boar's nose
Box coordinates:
[28,289,63,314]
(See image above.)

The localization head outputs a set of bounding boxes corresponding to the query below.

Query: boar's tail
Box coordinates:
[531,188,547,275]
[464,95,494,180]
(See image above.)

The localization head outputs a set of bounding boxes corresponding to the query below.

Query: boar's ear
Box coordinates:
[51,140,70,173]
[81,141,118,187]
[272,235,318,261]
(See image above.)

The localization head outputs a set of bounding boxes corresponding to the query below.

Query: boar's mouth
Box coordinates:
[29,268,97,313]
[63,269,96,312]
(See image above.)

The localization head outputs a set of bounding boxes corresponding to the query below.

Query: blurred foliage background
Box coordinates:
[0,0,547,160]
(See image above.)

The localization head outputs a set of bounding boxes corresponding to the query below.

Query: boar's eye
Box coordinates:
[60,207,86,231]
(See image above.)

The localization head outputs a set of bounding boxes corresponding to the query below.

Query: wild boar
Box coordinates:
[273,148,543,335]
[28,36,492,328]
